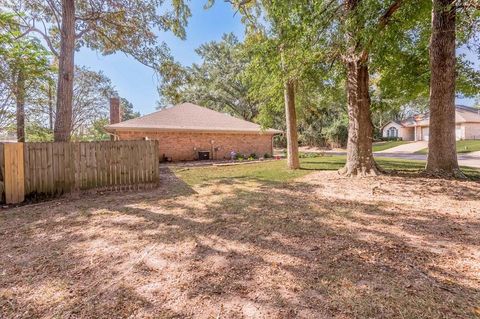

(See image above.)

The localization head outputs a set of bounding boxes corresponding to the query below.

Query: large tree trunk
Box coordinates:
[48,82,54,130]
[425,0,463,177]
[339,55,380,177]
[54,0,75,142]
[15,69,26,142]
[283,79,300,169]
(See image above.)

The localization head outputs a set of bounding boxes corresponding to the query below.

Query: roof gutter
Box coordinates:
[104,126,283,135]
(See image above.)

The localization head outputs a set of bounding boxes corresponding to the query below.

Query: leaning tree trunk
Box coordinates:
[339,54,380,177]
[15,69,26,142]
[54,0,75,142]
[283,79,300,169]
[425,0,463,177]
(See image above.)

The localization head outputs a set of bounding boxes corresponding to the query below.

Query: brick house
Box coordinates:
[105,102,282,161]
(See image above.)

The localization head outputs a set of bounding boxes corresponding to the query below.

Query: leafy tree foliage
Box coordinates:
[219,0,478,175]
[71,67,116,134]
[0,12,51,141]
[2,0,191,141]
[26,66,137,141]
[75,118,110,141]
[158,33,260,121]
[121,98,140,121]
[0,80,15,131]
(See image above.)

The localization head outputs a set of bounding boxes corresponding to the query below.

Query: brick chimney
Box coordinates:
[109,97,121,124]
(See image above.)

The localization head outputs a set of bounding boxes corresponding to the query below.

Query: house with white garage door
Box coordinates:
[382,105,480,141]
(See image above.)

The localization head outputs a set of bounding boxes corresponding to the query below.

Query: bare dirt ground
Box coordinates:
[1,170,479,318]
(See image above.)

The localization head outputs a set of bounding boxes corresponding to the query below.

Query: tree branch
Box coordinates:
[379,0,404,30]
[14,14,59,57]
[25,26,59,57]
[361,0,404,60]
[75,27,90,39]
[45,0,62,31]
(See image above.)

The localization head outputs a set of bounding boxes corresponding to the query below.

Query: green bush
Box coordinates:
[299,152,323,158]
[321,117,349,148]
[378,137,403,141]
[263,153,271,159]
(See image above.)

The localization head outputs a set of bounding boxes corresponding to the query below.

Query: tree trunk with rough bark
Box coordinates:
[283,79,300,169]
[54,0,75,142]
[339,55,380,177]
[15,69,25,142]
[425,0,463,177]
[48,82,54,130]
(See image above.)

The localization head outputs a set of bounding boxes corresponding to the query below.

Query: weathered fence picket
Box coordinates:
[3,143,25,204]
[0,140,160,204]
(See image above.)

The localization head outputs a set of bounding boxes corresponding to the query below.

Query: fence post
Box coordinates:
[4,143,25,204]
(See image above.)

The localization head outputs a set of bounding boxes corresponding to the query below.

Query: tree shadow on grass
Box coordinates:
[104,180,480,318]
[378,170,480,202]
[1,173,479,318]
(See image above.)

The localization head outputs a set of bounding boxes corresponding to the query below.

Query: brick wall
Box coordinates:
[115,130,274,161]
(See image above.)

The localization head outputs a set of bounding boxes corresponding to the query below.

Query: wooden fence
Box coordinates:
[1,140,160,204]
[1,143,25,204]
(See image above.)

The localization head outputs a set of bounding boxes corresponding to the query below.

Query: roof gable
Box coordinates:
[455,105,480,123]
[105,103,282,134]
[398,105,480,127]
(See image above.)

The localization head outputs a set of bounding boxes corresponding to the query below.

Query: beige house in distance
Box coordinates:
[105,102,281,161]
[382,105,480,141]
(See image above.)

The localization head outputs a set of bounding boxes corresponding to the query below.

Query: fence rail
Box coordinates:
[1,140,160,204]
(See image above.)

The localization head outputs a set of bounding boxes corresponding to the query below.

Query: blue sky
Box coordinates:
[76,1,243,115]
[75,2,478,115]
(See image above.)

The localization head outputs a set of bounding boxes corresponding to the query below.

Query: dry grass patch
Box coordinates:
[0,164,479,318]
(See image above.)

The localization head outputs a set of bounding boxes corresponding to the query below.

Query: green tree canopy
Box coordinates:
[121,98,140,121]
[158,33,260,121]
[0,12,51,138]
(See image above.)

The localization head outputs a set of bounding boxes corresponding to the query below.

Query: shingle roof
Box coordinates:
[395,105,480,127]
[456,105,480,123]
[105,103,282,134]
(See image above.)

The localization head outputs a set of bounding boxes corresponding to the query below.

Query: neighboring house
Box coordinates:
[105,102,282,161]
[382,105,480,141]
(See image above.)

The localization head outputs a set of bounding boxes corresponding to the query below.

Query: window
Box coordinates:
[387,127,398,138]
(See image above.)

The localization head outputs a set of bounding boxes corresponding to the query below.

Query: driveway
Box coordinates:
[373,152,480,169]
[324,145,480,169]
[457,151,480,169]
[376,141,428,153]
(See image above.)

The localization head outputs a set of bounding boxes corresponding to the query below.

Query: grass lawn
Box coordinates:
[1,157,480,318]
[372,140,409,152]
[175,155,480,185]
[416,139,480,154]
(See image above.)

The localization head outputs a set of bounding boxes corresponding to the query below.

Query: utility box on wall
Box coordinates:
[198,151,210,160]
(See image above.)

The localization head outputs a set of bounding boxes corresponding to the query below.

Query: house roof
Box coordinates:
[456,105,480,123]
[105,103,282,134]
[388,105,480,128]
